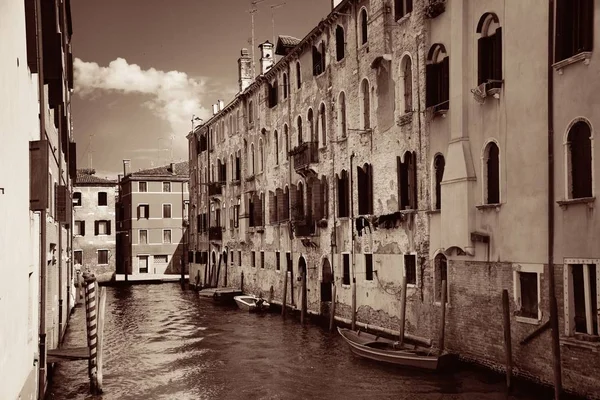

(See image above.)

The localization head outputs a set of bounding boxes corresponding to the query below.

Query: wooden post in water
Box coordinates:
[301,269,307,325]
[96,285,107,393]
[82,273,99,394]
[329,284,337,332]
[502,289,513,390]
[240,271,244,292]
[281,271,288,318]
[438,280,447,355]
[398,272,408,346]
[351,277,356,330]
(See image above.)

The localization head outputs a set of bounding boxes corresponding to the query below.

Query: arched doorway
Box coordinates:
[321,258,333,302]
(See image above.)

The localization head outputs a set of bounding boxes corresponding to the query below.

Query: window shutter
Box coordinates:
[425,64,435,107]
[367,165,374,214]
[582,0,594,52]
[69,142,77,180]
[81,221,86,236]
[493,28,503,81]
[24,0,38,72]
[407,154,415,209]
[269,191,276,224]
[411,153,418,209]
[29,141,49,211]
[477,37,486,85]
[253,194,262,226]
[406,0,413,13]
[555,0,567,61]
[94,221,99,236]
[290,184,298,220]
[56,185,69,223]
[398,156,406,210]
[357,166,365,215]
[107,220,112,235]
[312,179,323,221]
[276,188,284,222]
[441,57,450,106]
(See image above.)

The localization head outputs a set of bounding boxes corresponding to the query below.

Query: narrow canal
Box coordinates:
[47,284,555,400]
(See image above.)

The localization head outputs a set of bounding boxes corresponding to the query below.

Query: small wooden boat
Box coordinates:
[233,295,270,313]
[337,327,448,371]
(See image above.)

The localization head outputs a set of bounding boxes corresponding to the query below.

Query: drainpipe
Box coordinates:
[181,180,185,285]
[331,108,338,310]
[350,152,356,330]
[547,1,562,398]
[58,104,64,341]
[206,127,211,286]
[34,0,48,395]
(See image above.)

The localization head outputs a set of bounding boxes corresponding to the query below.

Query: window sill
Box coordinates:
[399,209,417,215]
[433,301,450,308]
[560,335,600,351]
[426,209,441,215]
[476,203,502,212]
[395,12,411,25]
[557,197,595,210]
[515,315,541,325]
[553,52,592,74]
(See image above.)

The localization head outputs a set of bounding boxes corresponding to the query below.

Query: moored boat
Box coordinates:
[233,295,270,313]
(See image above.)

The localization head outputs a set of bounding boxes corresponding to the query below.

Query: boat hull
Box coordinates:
[234,295,270,313]
[337,327,444,371]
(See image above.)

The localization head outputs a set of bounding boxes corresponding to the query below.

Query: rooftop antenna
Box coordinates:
[271,2,286,54]
[88,133,94,169]
[249,0,267,78]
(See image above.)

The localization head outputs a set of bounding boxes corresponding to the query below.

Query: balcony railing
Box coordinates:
[208,182,222,196]
[208,226,222,241]
[291,142,319,172]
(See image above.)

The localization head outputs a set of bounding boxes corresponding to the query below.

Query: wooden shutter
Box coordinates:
[276,188,284,222]
[107,220,112,235]
[29,141,49,211]
[81,221,85,236]
[290,184,298,220]
[269,191,276,224]
[555,0,567,61]
[357,166,365,215]
[582,0,594,52]
[367,165,373,214]
[407,153,416,209]
[56,185,70,223]
[425,64,435,107]
[24,0,38,73]
[493,28,502,81]
[69,142,77,179]
[94,221,99,236]
[477,37,486,85]
[441,57,450,106]
[312,179,323,221]
[406,0,413,13]
[253,194,262,226]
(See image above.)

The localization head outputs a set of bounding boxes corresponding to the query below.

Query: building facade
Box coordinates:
[187,0,599,397]
[73,169,117,282]
[116,162,189,276]
[0,0,76,399]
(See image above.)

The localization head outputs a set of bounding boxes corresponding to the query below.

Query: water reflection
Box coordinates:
[47,285,555,400]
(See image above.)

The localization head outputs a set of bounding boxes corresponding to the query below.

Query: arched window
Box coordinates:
[274,129,279,165]
[236,110,240,131]
[484,142,500,204]
[284,124,289,160]
[401,55,413,114]
[258,139,264,172]
[250,143,255,176]
[360,9,368,45]
[426,44,449,111]
[398,151,418,210]
[357,163,373,215]
[283,73,288,99]
[248,100,254,124]
[434,253,448,303]
[319,103,327,146]
[336,25,345,61]
[297,181,305,217]
[338,91,347,138]
[567,120,593,199]
[360,79,371,130]
[434,154,445,210]
[308,108,315,143]
[229,154,234,180]
[296,61,302,88]
[297,116,303,145]
[477,13,502,88]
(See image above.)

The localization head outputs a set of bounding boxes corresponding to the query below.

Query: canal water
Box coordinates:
[47,284,556,400]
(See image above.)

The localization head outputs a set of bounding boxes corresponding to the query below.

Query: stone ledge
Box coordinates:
[553,51,592,74]
[557,197,595,210]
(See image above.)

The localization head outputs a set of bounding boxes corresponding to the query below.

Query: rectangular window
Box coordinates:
[73,192,82,206]
[517,272,538,319]
[154,255,168,263]
[139,229,148,244]
[404,254,416,285]
[342,254,350,285]
[365,254,373,281]
[565,261,599,337]
[139,182,147,192]
[555,0,594,62]
[74,250,83,265]
[230,251,234,266]
[163,182,171,192]
[138,255,149,273]
[163,229,172,244]
[286,252,292,272]
[138,204,149,219]
[238,250,242,267]
[163,204,172,218]
[395,0,413,21]
[74,220,85,236]
[95,220,111,236]
[98,250,109,265]
[98,192,108,206]
[276,252,281,271]
[252,251,256,268]
[261,251,265,269]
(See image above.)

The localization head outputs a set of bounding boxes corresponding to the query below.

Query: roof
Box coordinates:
[75,169,117,186]
[276,35,301,56]
[130,161,189,178]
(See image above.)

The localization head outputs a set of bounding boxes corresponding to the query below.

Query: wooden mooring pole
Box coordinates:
[281,271,288,318]
[329,284,337,332]
[240,271,244,293]
[502,289,513,391]
[438,280,447,355]
[83,273,100,394]
[300,270,307,325]
[96,285,107,393]
[398,273,408,346]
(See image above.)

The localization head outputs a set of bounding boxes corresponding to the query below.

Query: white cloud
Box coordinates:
[74,57,211,135]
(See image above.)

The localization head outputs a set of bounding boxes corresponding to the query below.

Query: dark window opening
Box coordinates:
[74,250,83,265]
[568,121,593,199]
[260,251,265,268]
[283,73,289,99]
[268,80,279,108]
[426,44,449,111]
[434,254,448,303]
[235,152,241,180]
[360,79,371,129]
[434,154,445,210]
[238,250,242,266]
[342,254,350,285]
[404,254,416,285]
[485,143,500,204]
[98,192,107,206]
[338,92,347,138]
[248,100,254,124]
[337,170,349,218]
[312,43,326,76]
[518,272,538,319]
[572,264,598,335]
[296,61,302,88]
[555,0,594,62]
[395,0,413,21]
[477,15,502,87]
[276,252,281,270]
[360,9,368,45]
[73,192,82,206]
[251,251,256,268]
[297,116,303,145]
[138,204,150,219]
[319,104,327,146]
[357,163,373,215]
[398,152,418,210]
[365,254,373,281]
[336,25,345,61]
[98,250,109,265]
[230,251,234,265]
[403,57,413,113]
[286,252,292,272]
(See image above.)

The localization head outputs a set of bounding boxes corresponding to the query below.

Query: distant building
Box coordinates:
[73,169,117,282]
[116,161,189,276]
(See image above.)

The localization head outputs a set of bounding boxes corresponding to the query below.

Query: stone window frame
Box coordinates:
[512,263,543,325]
[162,229,172,244]
[480,139,502,207]
[359,7,368,46]
[563,258,600,339]
[403,252,418,288]
[399,53,414,115]
[139,229,148,245]
[97,249,109,266]
[341,252,351,287]
[162,203,172,219]
[563,117,595,201]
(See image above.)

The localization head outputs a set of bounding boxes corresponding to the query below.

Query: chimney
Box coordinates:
[123,159,131,176]
[259,41,274,75]
[218,100,225,111]
[238,48,252,93]
[169,162,175,174]
[212,104,218,115]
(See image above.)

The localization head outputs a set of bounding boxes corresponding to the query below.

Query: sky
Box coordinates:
[71,0,332,178]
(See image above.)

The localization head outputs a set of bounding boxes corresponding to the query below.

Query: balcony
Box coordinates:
[208,226,222,241]
[294,220,316,237]
[208,182,222,196]
[291,142,319,174]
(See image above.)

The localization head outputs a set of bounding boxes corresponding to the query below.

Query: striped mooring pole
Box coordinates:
[82,272,99,394]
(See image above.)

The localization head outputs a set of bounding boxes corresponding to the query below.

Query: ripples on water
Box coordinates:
[47,285,554,400]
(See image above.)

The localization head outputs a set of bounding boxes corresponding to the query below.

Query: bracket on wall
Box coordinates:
[301,238,318,249]
[470,231,490,244]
